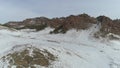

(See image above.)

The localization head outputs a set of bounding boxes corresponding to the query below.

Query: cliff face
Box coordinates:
[3,14,120,35]
[97,16,120,35]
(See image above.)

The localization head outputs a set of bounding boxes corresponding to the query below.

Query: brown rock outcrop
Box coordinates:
[97,16,120,35]
[3,14,120,35]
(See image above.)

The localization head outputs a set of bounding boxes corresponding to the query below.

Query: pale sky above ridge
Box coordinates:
[0,0,120,23]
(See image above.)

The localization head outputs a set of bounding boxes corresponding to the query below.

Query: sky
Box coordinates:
[0,0,120,23]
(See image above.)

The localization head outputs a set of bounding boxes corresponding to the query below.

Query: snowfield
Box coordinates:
[0,25,120,68]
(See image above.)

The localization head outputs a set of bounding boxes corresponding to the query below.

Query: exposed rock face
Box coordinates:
[51,14,97,33]
[4,21,23,29]
[3,14,120,36]
[4,17,49,31]
[3,14,97,32]
[64,14,97,29]
[97,16,120,35]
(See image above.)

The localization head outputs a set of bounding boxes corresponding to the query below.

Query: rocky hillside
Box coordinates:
[3,14,120,35]
[1,45,56,68]
[0,14,120,68]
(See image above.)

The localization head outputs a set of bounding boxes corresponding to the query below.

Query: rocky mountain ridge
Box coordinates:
[3,14,120,36]
[0,14,120,68]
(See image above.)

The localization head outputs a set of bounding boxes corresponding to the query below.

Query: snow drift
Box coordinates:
[0,25,120,68]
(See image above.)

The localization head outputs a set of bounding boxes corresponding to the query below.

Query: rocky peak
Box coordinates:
[97,16,112,23]
[95,16,120,38]
[64,14,96,28]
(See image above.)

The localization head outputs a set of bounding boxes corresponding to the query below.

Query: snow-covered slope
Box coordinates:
[0,25,120,68]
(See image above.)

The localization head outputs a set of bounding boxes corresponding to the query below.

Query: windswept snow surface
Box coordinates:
[0,26,120,68]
